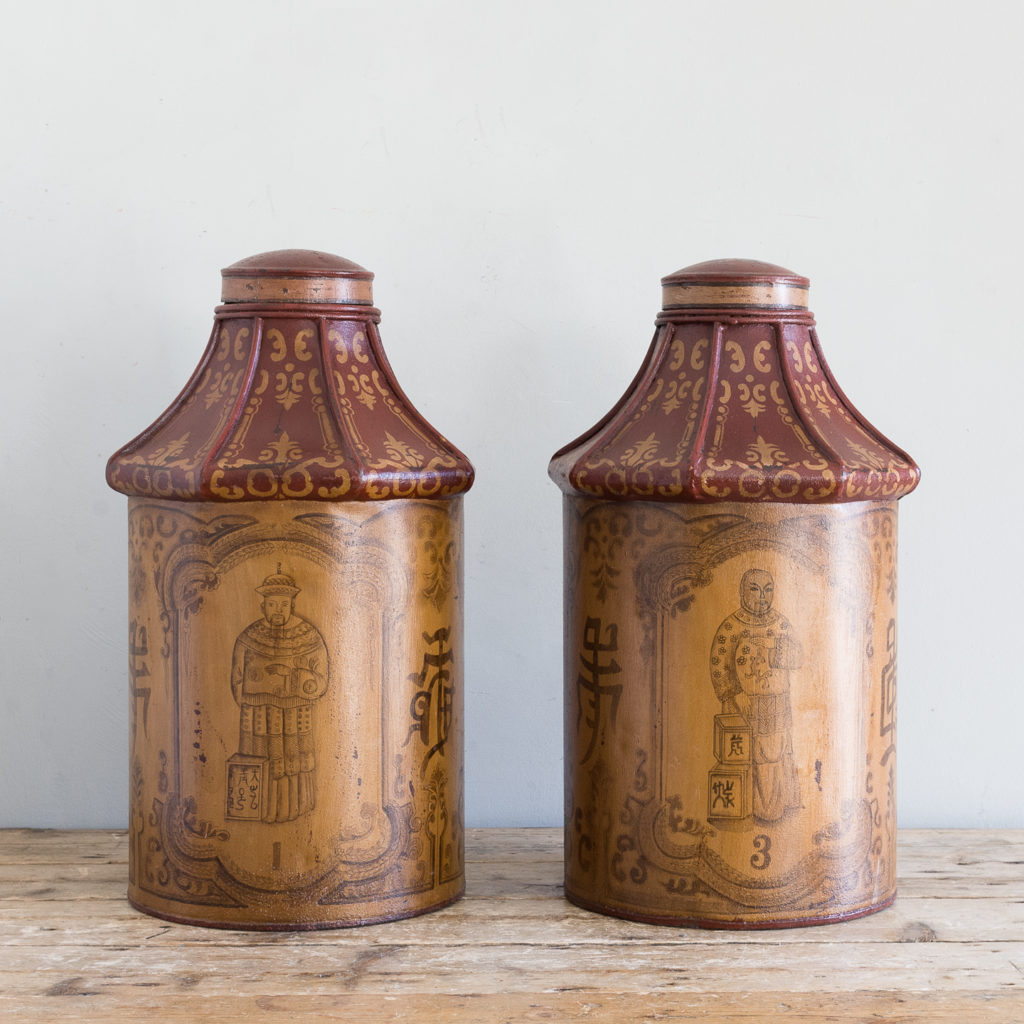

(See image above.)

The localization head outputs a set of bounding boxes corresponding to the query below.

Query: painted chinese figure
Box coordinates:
[709,569,801,822]
[230,567,329,823]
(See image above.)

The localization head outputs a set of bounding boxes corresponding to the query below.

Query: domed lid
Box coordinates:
[661,258,810,310]
[107,250,473,502]
[550,259,919,504]
[220,249,375,305]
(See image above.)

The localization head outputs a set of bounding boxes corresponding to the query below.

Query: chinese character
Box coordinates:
[576,618,623,764]
[880,617,897,765]
[711,779,736,809]
[729,733,745,758]
[406,627,455,777]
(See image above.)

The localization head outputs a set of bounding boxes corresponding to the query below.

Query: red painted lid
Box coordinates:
[222,250,373,278]
[221,249,375,305]
[550,259,919,504]
[107,250,473,502]
[661,259,810,311]
[662,258,808,283]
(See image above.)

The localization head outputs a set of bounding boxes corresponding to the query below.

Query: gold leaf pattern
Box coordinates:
[745,435,788,467]
[623,433,660,468]
[259,431,304,464]
[383,432,424,469]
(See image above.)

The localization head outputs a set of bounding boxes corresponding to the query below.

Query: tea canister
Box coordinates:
[107,250,473,928]
[549,259,919,927]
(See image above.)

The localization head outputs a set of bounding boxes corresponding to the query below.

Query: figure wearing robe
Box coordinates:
[230,570,329,823]
[710,569,801,822]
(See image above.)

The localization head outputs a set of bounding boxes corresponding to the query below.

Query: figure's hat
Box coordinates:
[256,564,300,597]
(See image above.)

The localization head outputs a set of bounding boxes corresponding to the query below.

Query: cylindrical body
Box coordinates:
[550,260,918,927]
[108,251,473,928]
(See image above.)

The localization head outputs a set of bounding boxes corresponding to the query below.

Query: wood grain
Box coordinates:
[1,828,1021,1022]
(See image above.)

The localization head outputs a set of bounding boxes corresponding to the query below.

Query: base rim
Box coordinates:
[127,884,465,932]
[564,887,897,930]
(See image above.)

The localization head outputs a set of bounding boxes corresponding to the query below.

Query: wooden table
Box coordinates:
[2,828,1022,1022]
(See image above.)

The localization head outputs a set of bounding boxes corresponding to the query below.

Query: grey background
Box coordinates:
[2,0,1021,828]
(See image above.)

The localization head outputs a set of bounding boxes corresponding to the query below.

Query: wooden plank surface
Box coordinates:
[0,828,1022,1022]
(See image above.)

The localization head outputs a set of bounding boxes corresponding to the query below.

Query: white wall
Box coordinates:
[1,0,1021,828]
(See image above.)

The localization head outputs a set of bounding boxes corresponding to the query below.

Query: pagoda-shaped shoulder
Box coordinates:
[107,308,473,502]
[550,310,918,504]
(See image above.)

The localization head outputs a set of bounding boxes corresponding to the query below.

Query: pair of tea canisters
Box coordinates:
[106,250,919,930]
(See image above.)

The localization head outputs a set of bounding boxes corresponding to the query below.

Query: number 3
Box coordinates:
[751,834,772,870]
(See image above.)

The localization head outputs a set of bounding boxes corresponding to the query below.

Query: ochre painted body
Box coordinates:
[563,496,898,927]
[109,251,472,928]
[551,260,918,927]
[125,497,464,928]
